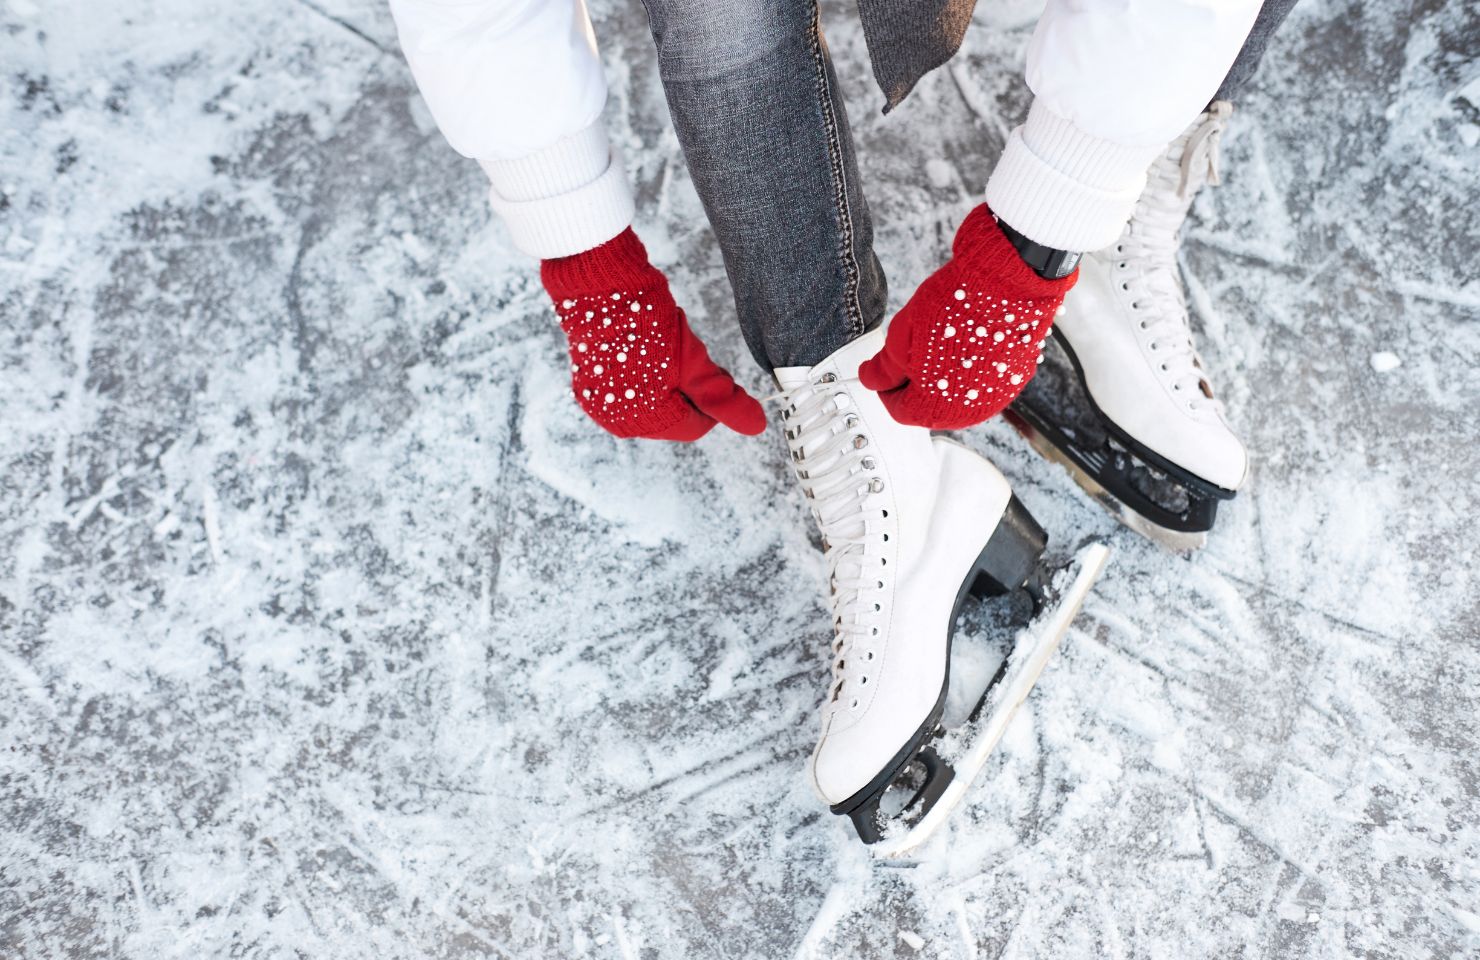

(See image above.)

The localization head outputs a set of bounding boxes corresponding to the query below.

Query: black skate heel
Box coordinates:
[967,495,1048,600]
[844,744,954,845]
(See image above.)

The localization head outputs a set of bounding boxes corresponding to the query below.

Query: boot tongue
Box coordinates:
[772,328,886,391]
[774,364,813,392]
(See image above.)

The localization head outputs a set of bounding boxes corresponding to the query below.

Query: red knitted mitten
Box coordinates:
[858,205,1077,429]
[541,229,766,441]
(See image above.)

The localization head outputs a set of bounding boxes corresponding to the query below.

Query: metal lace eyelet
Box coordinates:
[819,372,837,383]
[868,477,884,493]
[844,414,859,429]
[853,435,868,450]
[860,456,877,470]
[833,392,852,408]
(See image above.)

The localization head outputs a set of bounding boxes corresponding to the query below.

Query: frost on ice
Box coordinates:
[1,0,1478,958]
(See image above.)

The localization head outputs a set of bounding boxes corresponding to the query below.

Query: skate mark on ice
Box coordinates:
[949,891,977,960]
[993,897,1033,960]
[1390,276,1480,311]
[63,473,122,531]
[1173,770,1334,897]
[257,837,328,942]
[792,882,850,960]
[293,0,395,57]
[1178,247,1230,345]
[1080,644,1230,733]
[323,804,521,957]
[0,645,57,719]
[669,748,801,809]
[1092,881,1133,958]
[1025,712,1064,840]
[483,380,525,625]
[1213,568,1403,649]
[1191,796,1217,871]
[702,665,817,705]
[89,230,280,253]
[683,813,769,854]
[610,911,639,960]
[947,63,1011,150]
[1073,600,1220,702]
[572,725,801,818]
[1163,778,1336,910]
[1094,634,1210,698]
[1183,232,1301,273]
[286,215,332,374]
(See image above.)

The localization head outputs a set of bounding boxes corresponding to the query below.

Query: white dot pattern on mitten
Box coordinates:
[555,289,676,431]
[915,288,1053,412]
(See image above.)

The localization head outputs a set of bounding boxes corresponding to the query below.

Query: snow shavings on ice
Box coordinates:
[1370,350,1402,372]
[1,0,1478,958]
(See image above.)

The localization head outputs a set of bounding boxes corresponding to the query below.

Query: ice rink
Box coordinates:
[3,0,1477,956]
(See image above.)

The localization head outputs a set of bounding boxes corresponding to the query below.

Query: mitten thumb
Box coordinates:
[675,319,768,436]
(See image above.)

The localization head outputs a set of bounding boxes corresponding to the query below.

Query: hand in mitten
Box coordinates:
[540,229,767,441]
[858,205,1076,429]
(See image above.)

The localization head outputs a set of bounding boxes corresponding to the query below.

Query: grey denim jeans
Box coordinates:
[641,0,1301,373]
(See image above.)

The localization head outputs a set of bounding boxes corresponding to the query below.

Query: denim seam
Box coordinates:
[806,5,864,342]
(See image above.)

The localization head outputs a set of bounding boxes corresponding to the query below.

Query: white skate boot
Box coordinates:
[776,329,1108,853]
[1008,102,1248,551]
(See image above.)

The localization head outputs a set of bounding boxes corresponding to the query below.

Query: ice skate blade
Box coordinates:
[1109,503,1207,553]
[868,543,1111,862]
[1006,409,1209,553]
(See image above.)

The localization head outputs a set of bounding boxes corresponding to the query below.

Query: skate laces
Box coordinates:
[775,375,887,711]
[1178,101,1231,197]
[1115,104,1232,413]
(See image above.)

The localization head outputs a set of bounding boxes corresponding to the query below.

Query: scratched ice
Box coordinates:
[2,0,1477,957]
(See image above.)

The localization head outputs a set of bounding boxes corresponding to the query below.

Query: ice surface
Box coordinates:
[2,0,1478,957]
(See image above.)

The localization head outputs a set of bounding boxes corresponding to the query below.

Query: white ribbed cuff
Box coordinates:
[479,124,612,202]
[986,99,1166,252]
[482,124,635,260]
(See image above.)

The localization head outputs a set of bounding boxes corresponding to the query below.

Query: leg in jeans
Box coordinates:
[639,0,887,373]
[1214,0,1302,103]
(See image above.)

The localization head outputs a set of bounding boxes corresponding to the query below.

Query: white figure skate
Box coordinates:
[1008,102,1248,551]
[776,329,1108,852]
